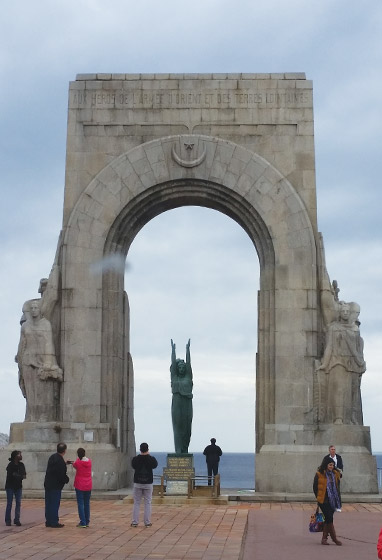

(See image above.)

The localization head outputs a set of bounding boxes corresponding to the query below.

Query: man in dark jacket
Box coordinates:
[203,438,223,485]
[44,442,70,528]
[131,442,158,527]
[323,445,343,473]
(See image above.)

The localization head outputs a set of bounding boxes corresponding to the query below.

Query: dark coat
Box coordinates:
[131,454,158,484]
[44,453,69,490]
[323,453,343,471]
[5,461,26,490]
[203,443,223,465]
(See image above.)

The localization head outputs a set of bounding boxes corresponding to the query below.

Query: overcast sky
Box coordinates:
[1,1,381,454]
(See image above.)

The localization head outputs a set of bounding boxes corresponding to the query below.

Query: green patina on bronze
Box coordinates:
[170,339,193,454]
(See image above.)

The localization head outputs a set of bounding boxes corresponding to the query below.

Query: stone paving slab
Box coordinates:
[0,499,246,559]
[0,500,381,559]
[241,502,382,560]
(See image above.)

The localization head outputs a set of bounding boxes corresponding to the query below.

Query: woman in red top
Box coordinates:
[377,527,382,559]
[72,448,92,528]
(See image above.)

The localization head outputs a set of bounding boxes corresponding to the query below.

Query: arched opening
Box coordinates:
[60,135,320,491]
[126,206,259,487]
[101,178,276,457]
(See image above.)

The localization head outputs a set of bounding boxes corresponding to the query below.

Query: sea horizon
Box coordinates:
[150,451,382,489]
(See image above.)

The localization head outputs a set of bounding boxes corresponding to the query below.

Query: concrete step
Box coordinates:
[123,495,229,505]
[1,489,381,503]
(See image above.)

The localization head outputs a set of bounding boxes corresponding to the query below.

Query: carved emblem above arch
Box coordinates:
[171,138,207,167]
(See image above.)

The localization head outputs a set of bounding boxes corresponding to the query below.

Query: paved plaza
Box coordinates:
[0,499,381,559]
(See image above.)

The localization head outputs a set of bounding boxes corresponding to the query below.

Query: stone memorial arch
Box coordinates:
[1,74,377,493]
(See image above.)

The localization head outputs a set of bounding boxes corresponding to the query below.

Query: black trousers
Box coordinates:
[318,501,334,524]
[207,462,218,484]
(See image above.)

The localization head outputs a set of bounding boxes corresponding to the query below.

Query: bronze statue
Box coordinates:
[170,339,193,453]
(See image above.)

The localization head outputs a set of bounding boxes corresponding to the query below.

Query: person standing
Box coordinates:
[44,442,69,528]
[323,445,343,472]
[377,527,382,559]
[322,445,343,512]
[313,456,342,546]
[72,447,92,528]
[131,443,158,528]
[203,438,223,485]
[5,450,26,526]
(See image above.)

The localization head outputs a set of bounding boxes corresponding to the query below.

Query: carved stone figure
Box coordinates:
[316,301,366,425]
[170,339,193,453]
[16,299,63,422]
[20,266,59,326]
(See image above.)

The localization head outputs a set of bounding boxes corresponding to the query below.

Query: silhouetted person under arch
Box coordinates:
[203,438,222,485]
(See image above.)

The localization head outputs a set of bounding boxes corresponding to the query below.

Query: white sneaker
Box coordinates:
[336,508,342,512]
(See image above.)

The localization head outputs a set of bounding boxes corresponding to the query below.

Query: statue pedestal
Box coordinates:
[255,424,378,493]
[163,453,194,495]
[0,422,134,490]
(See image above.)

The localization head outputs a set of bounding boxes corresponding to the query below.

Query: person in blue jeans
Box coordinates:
[72,448,92,528]
[5,450,26,526]
[44,442,69,528]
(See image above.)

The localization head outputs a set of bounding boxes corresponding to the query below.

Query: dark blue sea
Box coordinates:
[151,452,382,489]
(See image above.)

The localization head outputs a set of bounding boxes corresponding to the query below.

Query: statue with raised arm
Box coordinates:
[19,266,59,326]
[15,299,63,422]
[170,339,193,453]
[316,300,366,425]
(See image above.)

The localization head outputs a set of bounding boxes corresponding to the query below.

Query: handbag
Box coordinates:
[309,506,325,532]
